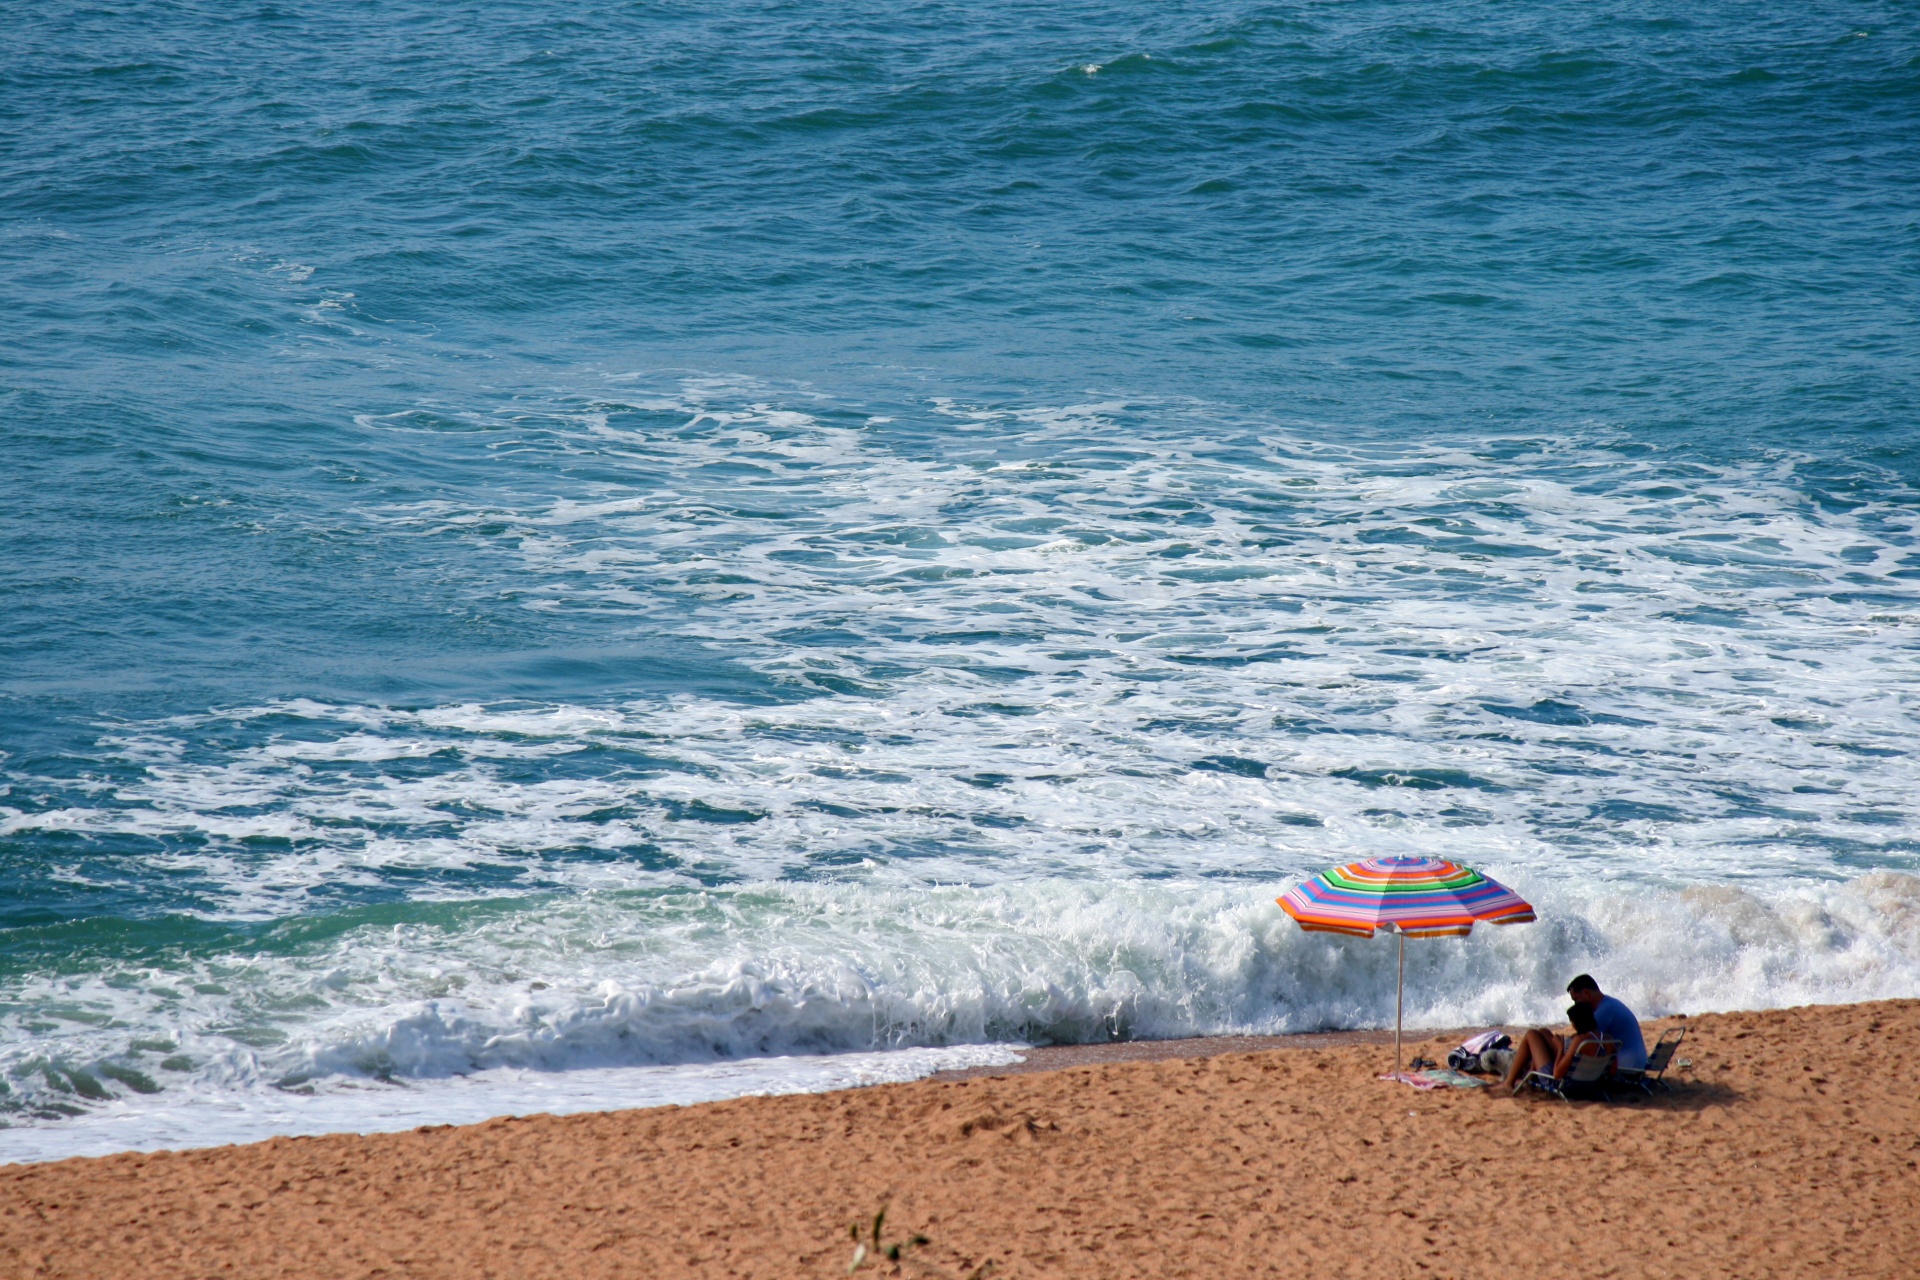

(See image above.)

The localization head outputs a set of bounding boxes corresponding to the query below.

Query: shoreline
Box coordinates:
[929,1024,1472,1081]
[0,1027,1466,1168]
[5,997,1916,1278]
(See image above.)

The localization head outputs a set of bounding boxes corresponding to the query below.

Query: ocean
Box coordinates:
[3,0,1918,1161]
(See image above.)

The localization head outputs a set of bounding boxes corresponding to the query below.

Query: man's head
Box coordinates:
[1566,973,1602,1008]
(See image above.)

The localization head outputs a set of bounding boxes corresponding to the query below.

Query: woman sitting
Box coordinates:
[1498,1001,1606,1095]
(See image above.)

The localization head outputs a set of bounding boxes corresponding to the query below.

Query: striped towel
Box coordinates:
[1381,1068,1488,1090]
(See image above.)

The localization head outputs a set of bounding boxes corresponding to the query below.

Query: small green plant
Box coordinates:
[844,1205,934,1274]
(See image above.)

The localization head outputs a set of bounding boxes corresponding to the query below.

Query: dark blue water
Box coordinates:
[4,2,1919,1156]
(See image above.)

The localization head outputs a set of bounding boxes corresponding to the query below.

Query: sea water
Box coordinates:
[3,1,1918,1161]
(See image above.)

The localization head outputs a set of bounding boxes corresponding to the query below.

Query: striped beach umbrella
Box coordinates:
[1278,856,1535,1070]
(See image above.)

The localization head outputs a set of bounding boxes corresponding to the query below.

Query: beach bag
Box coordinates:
[1447,1033,1512,1074]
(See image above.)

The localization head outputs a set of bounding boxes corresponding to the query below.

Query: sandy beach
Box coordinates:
[3,998,1915,1279]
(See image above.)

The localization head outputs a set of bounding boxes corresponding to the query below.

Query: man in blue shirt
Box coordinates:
[1568,973,1646,1072]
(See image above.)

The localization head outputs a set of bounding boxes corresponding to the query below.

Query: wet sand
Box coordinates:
[927,1026,1469,1081]
[4,998,1917,1279]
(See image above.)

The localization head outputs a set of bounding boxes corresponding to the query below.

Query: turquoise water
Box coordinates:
[4,2,1920,1156]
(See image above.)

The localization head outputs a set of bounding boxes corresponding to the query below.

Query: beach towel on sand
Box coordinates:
[1380,1068,1487,1090]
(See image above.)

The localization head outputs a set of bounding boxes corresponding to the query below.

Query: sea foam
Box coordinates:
[3,870,1916,1162]
[5,393,1918,1160]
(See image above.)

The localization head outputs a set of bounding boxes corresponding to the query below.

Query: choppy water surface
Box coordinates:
[4,2,1918,1158]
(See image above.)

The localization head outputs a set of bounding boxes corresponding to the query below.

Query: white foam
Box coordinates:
[0,1044,1024,1165]
[7,382,1920,1158]
[3,871,1916,1162]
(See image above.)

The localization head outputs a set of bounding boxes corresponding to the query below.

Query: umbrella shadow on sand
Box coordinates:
[1490,1075,1742,1111]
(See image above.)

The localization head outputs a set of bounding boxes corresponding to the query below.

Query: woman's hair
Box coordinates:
[1569,1002,1598,1035]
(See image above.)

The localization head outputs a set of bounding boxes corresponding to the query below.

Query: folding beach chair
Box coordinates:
[1612,1026,1685,1097]
[1524,1037,1616,1102]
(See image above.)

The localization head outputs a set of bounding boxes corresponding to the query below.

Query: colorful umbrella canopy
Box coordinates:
[1278,856,1535,938]
[1277,856,1535,1072]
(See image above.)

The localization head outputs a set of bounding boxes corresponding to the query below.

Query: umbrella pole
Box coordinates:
[1394,928,1404,1072]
